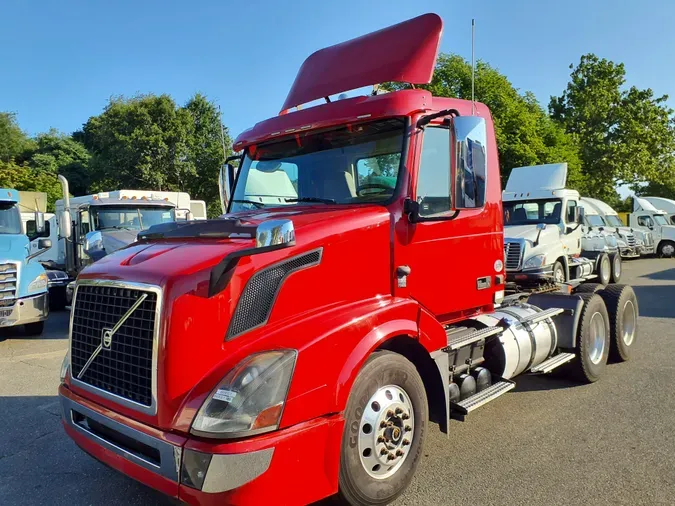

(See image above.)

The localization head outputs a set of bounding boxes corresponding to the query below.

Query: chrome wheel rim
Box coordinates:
[589,312,606,365]
[614,257,621,279]
[663,244,675,256]
[358,385,414,479]
[622,300,636,346]
[554,265,565,283]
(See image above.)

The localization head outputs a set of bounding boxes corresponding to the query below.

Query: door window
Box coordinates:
[416,127,451,217]
[637,215,654,228]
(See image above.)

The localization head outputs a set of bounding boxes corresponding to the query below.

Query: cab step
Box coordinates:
[529,352,575,374]
[518,307,564,326]
[450,379,515,421]
[443,326,503,352]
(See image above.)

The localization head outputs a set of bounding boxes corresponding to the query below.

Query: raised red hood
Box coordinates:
[73,205,393,430]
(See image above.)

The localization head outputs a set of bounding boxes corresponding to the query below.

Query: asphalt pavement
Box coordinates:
[1,259,674,505]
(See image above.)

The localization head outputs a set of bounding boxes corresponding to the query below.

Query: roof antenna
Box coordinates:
[218,105,228,164]
[471,18,476,115]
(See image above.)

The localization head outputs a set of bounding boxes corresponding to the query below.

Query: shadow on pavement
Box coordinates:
[0,395,172,506]
[633,285,675,318]
[511,372,579,393]
[640,267,675,281]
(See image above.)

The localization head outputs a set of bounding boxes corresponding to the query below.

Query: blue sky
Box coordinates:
[1,0,674,144]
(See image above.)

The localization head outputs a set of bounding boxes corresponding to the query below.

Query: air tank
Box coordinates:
[477,305,558,380]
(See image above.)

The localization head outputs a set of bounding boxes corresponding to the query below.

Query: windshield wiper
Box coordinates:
[232,199,265,209]
[100,226,136,231]
[284,197,336,204]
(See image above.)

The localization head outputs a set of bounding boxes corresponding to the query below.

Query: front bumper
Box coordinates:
[638,245,655,255]
[59,385,341,505]
[506,265,554,284]
[619,247,640,259]
[0,292,48,327]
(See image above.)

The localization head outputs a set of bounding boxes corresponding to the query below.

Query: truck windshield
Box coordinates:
[586,215,606,227]
[503,199,562,226]
[93,206,176,231]
[605,215,624,227]
[0,203,21,235]
[654,214,669,226]
[231,118,405,213]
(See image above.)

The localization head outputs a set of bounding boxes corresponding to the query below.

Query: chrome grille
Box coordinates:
[70,283,159,411]
[0,263,18,307]
[625,234,636,247]
[504,242,522,270]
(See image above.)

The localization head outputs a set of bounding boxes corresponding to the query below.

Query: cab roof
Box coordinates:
[0,188,19,204]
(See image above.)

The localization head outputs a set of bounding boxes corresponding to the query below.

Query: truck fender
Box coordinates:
[527,292,584,349]
[334,319,418,412]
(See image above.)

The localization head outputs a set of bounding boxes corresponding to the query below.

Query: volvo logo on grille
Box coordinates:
[102,328,113,349]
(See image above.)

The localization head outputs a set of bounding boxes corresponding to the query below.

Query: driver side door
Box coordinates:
[560,198,582,256]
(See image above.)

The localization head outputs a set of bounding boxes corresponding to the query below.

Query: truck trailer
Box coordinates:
[59,14,640,505]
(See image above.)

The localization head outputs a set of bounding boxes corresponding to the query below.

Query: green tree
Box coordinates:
[386,54,582,188]
[0,160,62,211]
[550,54,675,201]
[80,93,230,216]
[0,112,35,162]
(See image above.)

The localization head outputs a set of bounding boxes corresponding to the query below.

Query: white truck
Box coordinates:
[640,196,675,225]
[503,163,616,288]
[628,197,675,257]
[49,176,208,308]
[580,197,654,257]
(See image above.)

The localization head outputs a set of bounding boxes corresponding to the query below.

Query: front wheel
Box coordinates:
[658,240,675,258]
[596,253,611,285]
[610,252,622,283]
[553,261,566,284]
[339,351,428,506]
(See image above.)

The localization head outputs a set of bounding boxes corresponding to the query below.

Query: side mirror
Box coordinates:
[219,162,238,214]
[577,206,585,224]
[452,116,487,210]
[536,223,547,231]
[83,231,106,261]
[35,211,45,234]
[186,210,194,221]
[59,210,72,239]
[255,219,295,249]
[38,238,52,250]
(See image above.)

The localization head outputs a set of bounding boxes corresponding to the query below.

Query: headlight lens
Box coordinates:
[27,273,48,293]
[523,254,546,269]
[60,350,70,382]
[191,350,297,438]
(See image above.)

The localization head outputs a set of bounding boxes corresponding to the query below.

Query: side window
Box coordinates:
[565,200,577,223]
[80,210,90,236]
[637,215,653,228]
[417,127,451,216]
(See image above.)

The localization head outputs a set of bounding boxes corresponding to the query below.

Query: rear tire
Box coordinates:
[598,284,638,362]
[596,253,611,286]
[574,283,603,294]
[339,351,428,506]
[568,293,610,383]
[658,240,675,258]
[24,321,44,336]
[610,252,622,283]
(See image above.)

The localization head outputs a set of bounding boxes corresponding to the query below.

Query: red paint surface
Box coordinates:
[281,13,442,111]
[62,13,508,505]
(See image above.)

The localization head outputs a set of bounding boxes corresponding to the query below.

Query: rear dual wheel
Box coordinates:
[569,293,610,383]
[339,351,427,506]
[599,284,638,362]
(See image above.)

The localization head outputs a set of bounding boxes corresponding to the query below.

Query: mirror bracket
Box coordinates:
[404,198,459,224]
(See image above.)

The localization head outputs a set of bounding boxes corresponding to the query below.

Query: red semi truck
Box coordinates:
[59,13,639,506]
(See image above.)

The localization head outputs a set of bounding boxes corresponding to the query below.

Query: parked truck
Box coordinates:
[640,196,675,225]
[503,163,617,287]
[579,197,654,257]
[627,196,675,257]
[59,14,639,506]
[0,188,50,335]
[49,176,208,307]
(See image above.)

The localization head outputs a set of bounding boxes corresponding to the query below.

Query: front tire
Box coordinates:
[599,284,638,362]
[24,321,44,336]
[610,252,622,283]
[596,253,611,285]
[568,293,610,383]
[553,261,566,284]
[339,351,428,506]
[658,240,675,258]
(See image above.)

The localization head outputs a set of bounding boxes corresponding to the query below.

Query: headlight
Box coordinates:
[60,351,70,382]
[523,254,546,269]
[27,273,48,293]
[191,350,297,438]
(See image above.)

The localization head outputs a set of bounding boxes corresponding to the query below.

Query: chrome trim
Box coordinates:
[503,240,524,271]
[60,394,180,481]
[200,448,274,493]
[69,279,162,416]
[0,292,48,327]
[255,219,296,248]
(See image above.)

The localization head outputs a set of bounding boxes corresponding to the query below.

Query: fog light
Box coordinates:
[181,449,213,490]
